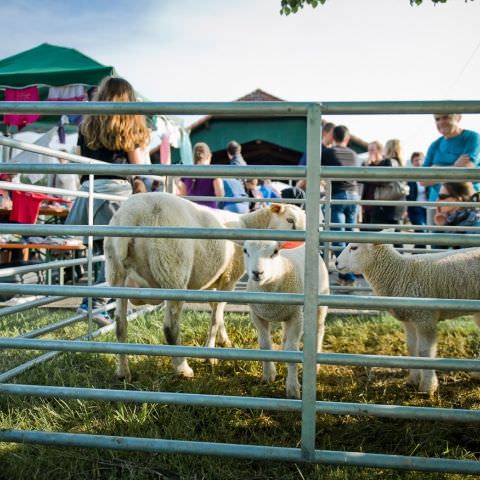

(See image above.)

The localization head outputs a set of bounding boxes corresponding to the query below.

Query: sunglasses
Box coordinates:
[438,193,454,200]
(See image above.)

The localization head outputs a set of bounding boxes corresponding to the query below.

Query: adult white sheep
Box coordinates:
[104,192,306,381]
[335,241,480,395]
[242,240,329,398]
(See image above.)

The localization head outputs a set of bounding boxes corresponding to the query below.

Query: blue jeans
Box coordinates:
[408,206,426,226]
[407,206,427,249]
[331,191,359,283]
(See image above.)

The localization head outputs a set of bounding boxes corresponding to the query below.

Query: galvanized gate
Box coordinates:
[0,100,480,474]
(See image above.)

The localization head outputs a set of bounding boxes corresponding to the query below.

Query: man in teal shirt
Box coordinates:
[423,114,480,200]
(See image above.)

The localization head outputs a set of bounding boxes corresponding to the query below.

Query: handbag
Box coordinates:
[374,181,409,201]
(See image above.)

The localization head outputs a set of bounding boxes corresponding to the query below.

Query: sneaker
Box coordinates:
[77,301,113,326]
[76,301,89,314]
[335,278,356,287]
[92,310,113,327]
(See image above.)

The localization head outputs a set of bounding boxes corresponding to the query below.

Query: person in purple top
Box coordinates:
[177,142,224,209]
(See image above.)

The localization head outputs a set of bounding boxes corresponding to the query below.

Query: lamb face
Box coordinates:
[335,242,367,275]
[267,204,305,231]
[243,240,280,286]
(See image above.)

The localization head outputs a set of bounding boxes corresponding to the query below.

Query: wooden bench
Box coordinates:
[0,242,86,263]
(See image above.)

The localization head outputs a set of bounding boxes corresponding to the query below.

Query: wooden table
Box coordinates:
[0,205,70,222]
[0,242,85,262]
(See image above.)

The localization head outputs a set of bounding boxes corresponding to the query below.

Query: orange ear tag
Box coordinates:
[280,241,305,250]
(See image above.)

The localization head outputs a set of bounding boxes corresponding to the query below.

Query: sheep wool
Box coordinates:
[336,242,480,395]
[104,192,306,381]
[243,240,329,398]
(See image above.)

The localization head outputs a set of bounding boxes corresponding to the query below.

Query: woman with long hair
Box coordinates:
[66,76,149,324]
[361,140,383,224]
[370,138,407,225]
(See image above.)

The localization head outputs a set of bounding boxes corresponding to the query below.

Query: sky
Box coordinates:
[1,0,479,161]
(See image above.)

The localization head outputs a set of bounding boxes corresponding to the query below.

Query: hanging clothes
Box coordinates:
[179,130,193,165]
[160,133,171,165]
[48,85,86,125]
[3,87,41,129]
[47,85,86,102]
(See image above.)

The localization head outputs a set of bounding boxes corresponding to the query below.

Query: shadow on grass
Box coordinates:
[1,309,480,479]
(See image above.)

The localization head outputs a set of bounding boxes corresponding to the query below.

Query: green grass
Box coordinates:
[1,307,480,480]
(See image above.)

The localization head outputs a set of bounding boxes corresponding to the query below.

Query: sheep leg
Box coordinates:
[163,300,194,378]
[213,302,232,347]
[115,298,131,381]
[415,319,438,395]
[283,315,302,399]
[316,306,328,374]
[251,313,276,384]
[402,321,421,386]
[204,302,231,366]
[470,313,480,380]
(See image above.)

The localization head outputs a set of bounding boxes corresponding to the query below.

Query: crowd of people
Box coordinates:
[2,76,479,309]
[174,139,284,213]
[170,116,479,289]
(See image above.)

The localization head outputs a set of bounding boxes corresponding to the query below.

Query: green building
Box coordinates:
[187,89,368,167]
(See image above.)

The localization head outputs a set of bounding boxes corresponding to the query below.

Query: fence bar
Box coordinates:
[0,305,159,383]
[2,337,480,371]
[334,222,480,232]
[1,224,479,247]
[0,255,103,278]
[0,284,479,312]
[18,304,114,339]
[0,100,310,116]
[2,160,480,182]
[0,224,306,241]
[0,384,298,412]
[0,179,126,202]
[0,295,63,317]
[180,194,480,210]
[2,383,480,424]
[1,430,479,474]
[0,159,304,179]
[0,99,479,115]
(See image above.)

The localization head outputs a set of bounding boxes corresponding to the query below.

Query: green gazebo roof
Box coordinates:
[0,43,115,88]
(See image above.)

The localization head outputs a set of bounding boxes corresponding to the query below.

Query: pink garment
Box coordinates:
[3,87,41,129]
[160,133,171,165]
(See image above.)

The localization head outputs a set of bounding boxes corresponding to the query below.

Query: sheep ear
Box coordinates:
[270,203,285,214]
[372,228,395,245]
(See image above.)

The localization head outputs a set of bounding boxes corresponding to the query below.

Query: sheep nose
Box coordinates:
[252,270,263,281]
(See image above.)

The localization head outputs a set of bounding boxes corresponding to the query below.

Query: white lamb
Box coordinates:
[242,240,329,398]
[104,192,306,381]
[335,241,480,395]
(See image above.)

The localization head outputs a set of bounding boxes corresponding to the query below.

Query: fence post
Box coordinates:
[301,103,322,460]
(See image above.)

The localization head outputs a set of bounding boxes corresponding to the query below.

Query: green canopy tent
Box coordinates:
[0,42,115,90]
[0,43,188,169]
[0,43,115,133]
